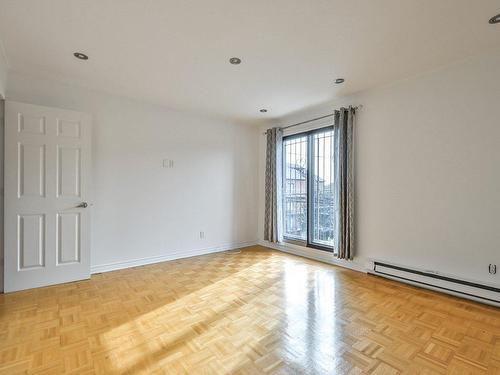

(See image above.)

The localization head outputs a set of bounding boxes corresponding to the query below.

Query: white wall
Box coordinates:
[259,51,500,286]
[6,72,259,270]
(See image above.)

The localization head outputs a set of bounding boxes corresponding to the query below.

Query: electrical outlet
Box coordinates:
[199,231,205,239]
[489,264,497,275]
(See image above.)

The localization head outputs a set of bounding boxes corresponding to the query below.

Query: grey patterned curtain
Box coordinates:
[333,107,355,259]
[264,127,283,243]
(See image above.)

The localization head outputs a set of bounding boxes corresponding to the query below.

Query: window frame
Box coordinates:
[282,125,335,253]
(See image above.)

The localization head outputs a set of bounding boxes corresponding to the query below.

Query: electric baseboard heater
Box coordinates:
[370,261,500,306]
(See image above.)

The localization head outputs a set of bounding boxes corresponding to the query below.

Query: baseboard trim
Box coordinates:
[258,240,366,273]
[91,240,258,274]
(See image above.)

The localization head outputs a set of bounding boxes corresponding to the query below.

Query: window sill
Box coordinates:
[282,238,334,253]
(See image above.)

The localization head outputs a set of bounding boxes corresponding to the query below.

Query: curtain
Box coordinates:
[264,127,283,243]
[333,107,355,260]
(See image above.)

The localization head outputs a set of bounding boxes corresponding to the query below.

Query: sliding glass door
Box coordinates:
[283,127,335,251]
[311,129,334,248]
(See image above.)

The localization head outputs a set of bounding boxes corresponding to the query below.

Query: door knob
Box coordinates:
[76,202,88,208]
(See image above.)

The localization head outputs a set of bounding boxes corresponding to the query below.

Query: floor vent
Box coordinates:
[370,261,500,306]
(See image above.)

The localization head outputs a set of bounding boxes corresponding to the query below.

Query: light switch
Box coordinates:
[163,159,174,168]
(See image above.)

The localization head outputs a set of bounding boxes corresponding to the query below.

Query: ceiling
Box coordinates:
[0,0,499,124]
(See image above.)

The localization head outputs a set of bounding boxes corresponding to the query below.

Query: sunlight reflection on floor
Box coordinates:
[99,258,282,374]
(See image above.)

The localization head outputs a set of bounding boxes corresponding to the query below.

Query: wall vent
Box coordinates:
[370,261,500,306]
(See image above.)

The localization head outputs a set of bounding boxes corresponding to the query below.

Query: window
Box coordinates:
[283,135,308,241]
[283,127,335,251]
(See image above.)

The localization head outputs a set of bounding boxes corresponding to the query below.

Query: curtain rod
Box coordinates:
[264,105,362,135]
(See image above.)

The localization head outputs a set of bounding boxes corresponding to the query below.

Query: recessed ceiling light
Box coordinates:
[229,57,241,65]
[73,52,89,60]
[489,14,500,24]
[335,78,345,84]
[259,109,268,113]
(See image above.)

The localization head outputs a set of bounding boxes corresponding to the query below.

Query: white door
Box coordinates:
[4,101,91,292]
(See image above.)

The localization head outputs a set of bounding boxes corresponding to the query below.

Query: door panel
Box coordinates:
[18,214,45,269]
[57,146,81,198]
[18,143,46,198]
[4,101,91,292]
[56,212,81,264]
[18,113,46,135]
[57,119,81,138]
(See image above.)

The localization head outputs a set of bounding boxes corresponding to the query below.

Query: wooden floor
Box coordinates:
[1,246,499,374]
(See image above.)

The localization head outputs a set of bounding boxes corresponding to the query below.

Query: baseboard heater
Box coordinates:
[370,261,500,306]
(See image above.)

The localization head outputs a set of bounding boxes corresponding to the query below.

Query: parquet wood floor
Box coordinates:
[1,246,499,374]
